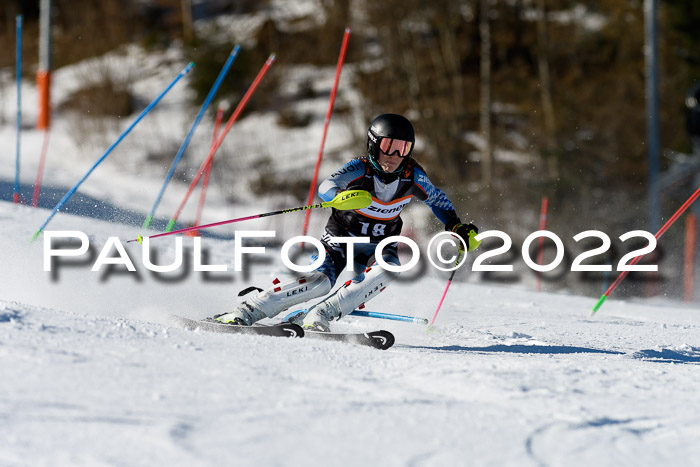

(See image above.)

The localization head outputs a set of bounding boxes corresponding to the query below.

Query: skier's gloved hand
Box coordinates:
[449,222,481,252]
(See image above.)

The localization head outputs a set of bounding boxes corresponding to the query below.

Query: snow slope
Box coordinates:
[1,28,699,466]
[2,201,700,467]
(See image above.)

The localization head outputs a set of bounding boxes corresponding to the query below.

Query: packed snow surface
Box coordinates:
[1,202,700,467]
[1,34,699,467]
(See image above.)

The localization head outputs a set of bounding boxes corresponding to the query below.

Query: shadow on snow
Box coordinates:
[1,179,232,239]
[631,348,700,364]
[403,343,624,355]
[405,343,700,364]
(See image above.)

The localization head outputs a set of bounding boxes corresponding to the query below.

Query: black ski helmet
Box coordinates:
[367,113,415,173]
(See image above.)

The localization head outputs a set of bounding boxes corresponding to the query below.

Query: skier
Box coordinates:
[214,113,479,331]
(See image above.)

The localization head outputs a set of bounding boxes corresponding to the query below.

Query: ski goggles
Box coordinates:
[379,138,413,157]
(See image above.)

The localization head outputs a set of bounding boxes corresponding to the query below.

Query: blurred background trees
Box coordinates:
[1,0,698,228]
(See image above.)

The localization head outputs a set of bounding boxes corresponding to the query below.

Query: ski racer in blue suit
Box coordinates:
[215,114,479,331]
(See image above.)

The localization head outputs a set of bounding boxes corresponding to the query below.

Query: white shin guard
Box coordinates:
[247,271,332,319]
[305,265,399,324]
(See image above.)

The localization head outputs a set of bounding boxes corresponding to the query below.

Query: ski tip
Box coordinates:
[284,323,305,338]
[367,330,394,350]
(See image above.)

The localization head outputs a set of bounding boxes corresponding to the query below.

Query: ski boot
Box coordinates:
[213,302,266,326]
[215,272,332,326]
[301,295,342,332]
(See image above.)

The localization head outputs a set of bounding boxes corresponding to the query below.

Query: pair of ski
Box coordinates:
[172,315,395,350]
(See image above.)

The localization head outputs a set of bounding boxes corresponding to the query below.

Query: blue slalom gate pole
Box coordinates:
[349,310,428,324]
[13,15,22,204]
[143,45,240,229]
[32,62,195,242]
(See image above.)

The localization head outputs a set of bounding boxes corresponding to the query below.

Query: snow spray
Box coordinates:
[143,45,240,229]
[164,53,277,233]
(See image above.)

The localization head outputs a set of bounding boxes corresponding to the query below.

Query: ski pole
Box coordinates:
[31,62,194,242]
[591,185,700,315]
[127,189,372,243]
[14,15,22,204]
[301,27,351,239]
[428,247,466,327]
[427,230,480,327]
[143,45,239,229]
[349,310,428,324]
[164,53,276,233]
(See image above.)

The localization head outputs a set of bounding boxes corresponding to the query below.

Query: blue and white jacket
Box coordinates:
[318,157,461,242]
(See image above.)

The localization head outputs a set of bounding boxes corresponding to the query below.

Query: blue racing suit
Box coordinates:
[314,157,462,286]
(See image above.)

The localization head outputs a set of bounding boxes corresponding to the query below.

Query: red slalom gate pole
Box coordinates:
[684,214,697,302]
[535,196,549,291]
[592,186,700,314]
[31,129,50,207]
[301,28,351,239]
[165,54,276,232]
[187,105,224,236]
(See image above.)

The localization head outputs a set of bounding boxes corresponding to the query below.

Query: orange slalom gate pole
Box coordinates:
[37,69,51,129]
[32,69,52,206]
